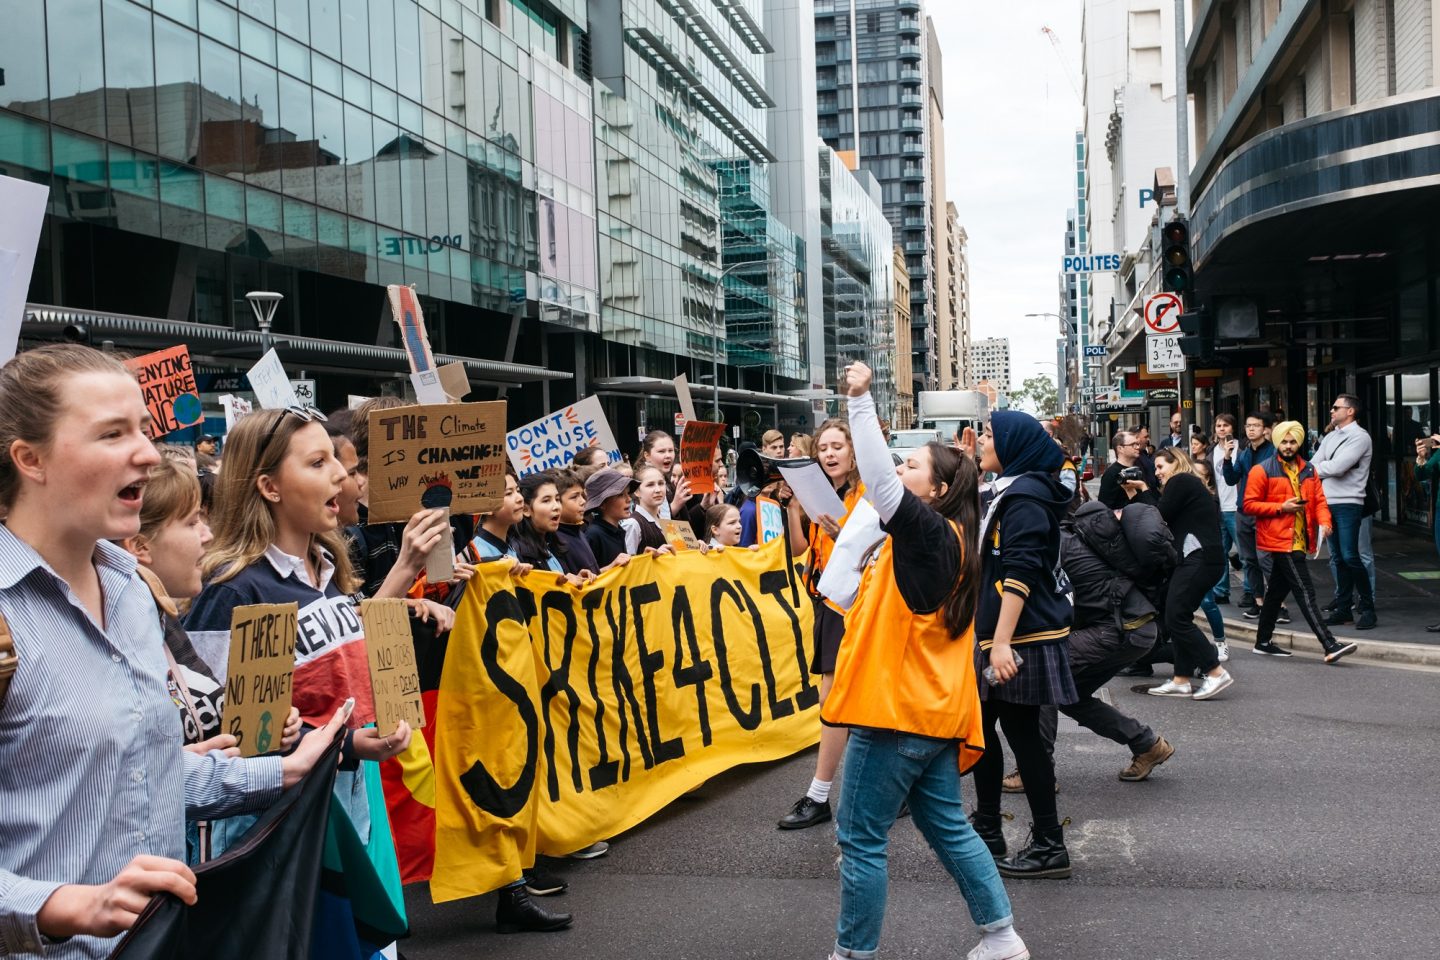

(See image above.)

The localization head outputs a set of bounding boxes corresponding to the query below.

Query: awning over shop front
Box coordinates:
[22,304,571,385]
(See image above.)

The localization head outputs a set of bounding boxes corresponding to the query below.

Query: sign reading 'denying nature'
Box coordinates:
[505,396,621,476]
[366,401,508,523]
[123,344,203,437]
[678,420,726,494]
[223,602,298,758]
[361,598,427,733]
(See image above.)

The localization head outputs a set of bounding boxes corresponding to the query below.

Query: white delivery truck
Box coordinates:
[916,390,990,441]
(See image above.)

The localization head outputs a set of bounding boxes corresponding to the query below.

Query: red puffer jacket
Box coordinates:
[1242,456,1332,553]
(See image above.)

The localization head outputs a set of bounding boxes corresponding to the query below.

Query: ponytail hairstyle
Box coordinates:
[922,441,983,639]
[512,471,564,565]
[203,408,358,593]
[0,344,133,510]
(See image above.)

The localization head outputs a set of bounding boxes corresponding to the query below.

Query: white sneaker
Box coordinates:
[1147,680,1193,697]
[967,934,1030,960]
[1215,640,1230,662]
[1192,669,1234,701]
[566,841,610,859]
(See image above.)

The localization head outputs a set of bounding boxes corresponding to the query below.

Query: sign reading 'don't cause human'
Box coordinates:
[222,602,298,758]
[366,401,508,523]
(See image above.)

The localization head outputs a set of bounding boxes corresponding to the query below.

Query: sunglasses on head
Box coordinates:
[258,405,328,462]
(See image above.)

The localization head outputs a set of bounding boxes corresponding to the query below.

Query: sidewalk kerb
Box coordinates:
[1219,617,1440,667]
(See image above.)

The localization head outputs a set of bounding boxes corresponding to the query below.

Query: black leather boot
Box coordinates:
[495,883,573,933]
[997,824,1071,879]
[967,811,1006,859]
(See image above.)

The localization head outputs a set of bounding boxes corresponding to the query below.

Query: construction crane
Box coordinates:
[1040,26,1083,103]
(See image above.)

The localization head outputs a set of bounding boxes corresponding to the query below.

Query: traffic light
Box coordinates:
[1177,307,1213,359]
[1161,218,1192,297]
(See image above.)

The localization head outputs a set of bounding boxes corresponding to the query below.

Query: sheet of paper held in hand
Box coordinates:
[361,598,427,733]
[817,498,885,612]
[222,603,298,758]
[777,462,846,521]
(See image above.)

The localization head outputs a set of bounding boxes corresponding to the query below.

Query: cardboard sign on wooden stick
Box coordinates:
[221,603,298,758]
[366,401,508,528]
[388,286,453,576]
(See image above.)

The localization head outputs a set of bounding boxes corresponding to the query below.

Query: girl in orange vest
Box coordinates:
[823,361,1028,960]
[777,418,866,830]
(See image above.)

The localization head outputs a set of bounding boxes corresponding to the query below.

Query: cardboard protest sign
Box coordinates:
[438,362,470,402]
[661,519,702,551]
[361,598,426,734]
[246,348,301,410]
[222,603,298,757]
[123,345,203,438]
[678,420,726,494]
[220,394,254,431]
[506,397,621,476]
[366,401,508,523]
[756,495,786,544]
[0,175,49,364]
[673,374,698,424]
[390,284,438,376]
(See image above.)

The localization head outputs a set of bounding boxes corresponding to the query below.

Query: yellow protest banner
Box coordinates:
[430,539,818,902]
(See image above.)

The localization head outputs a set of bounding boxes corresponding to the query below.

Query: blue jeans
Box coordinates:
[1327,503,1375,614]
[1215,511,1236,597]
[1235,510,1265,599]
[1200,586,1225,642]
[834,729,1012,958]
[1328,513,1376,603]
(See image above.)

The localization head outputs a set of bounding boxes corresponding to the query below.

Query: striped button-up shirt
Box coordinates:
[0,526,281,958]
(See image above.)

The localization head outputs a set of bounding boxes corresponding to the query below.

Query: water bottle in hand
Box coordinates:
[984,652,1024,685]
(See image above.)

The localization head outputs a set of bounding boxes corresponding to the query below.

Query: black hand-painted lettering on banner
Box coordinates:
[669,586,714,747]
[459,590,538,819]
[606,587,655,773]
[628,581,685,767]
[734,579,793,720]
[710,579,761,730]
[537,591,584,803]
[581,591,620,791]
[760,570,820,710]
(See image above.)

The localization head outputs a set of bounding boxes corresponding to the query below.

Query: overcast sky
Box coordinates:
[929,1,1085,398]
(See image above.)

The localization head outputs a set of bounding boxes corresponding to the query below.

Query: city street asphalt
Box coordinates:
[400,651,1440,960]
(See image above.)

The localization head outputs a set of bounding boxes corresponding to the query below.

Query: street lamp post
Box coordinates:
[245,291,284,355]
[708,258,776,422]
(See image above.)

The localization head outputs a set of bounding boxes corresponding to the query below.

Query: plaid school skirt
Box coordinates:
[974,639,1078,706]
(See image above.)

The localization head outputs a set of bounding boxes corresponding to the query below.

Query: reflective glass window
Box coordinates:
[311,0,341,59]
[419,10,444,114]
[158,160,207,246]
[343,68,371,109]
[368,0,398,90]
[198,0,239,45]
[344,102,375,218]
[277,73,315,200]
[277,34,310,80]
[239,15,277,64]
[0,0,49,119]
[198,40,242,179]
[372,118,402,227]
[274,0,308,41]
[395,0,423,102]
[312,89,345,210]
[48,0,105,137]
[312,54,343,96]
[109,144,161,235]
[102,0,158,153]
[0,112,51,177]
[239,56,278,179]
[246,184,284,258]
[239,0,273,23]
[153,19,200,162]
[340,0,371,75]
[154,0,197,27]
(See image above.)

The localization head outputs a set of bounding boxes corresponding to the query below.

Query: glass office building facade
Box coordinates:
[0,0,813,432]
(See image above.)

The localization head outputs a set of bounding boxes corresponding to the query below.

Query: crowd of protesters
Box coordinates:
[4,341,1439,960]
